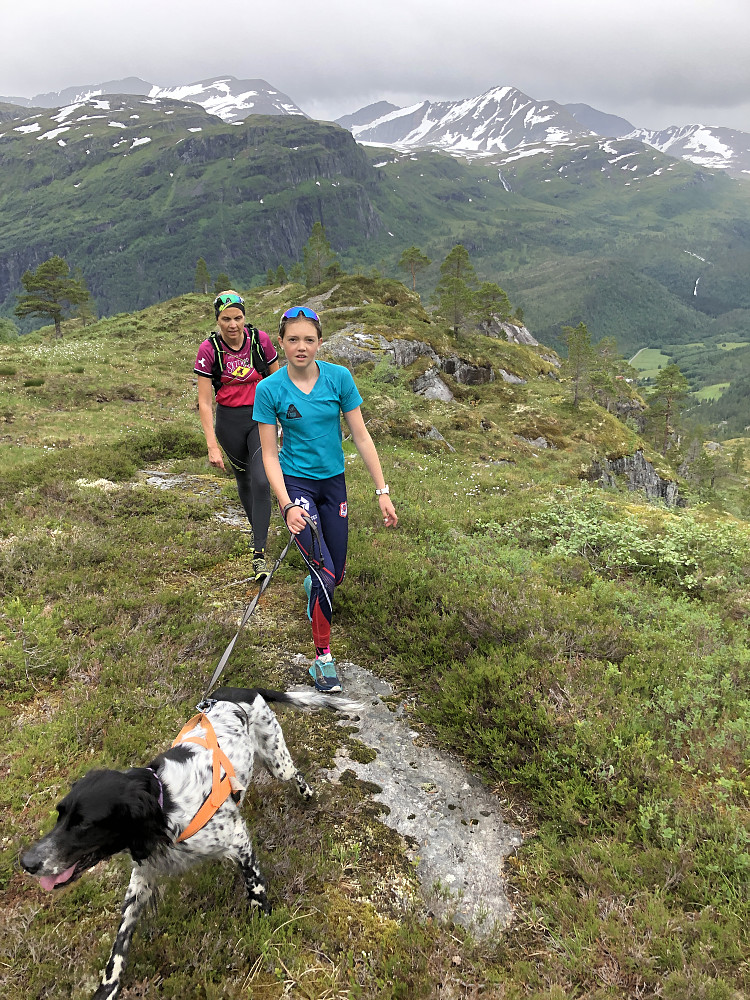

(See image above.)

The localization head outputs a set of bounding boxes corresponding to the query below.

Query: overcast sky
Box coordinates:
[3,0,750,133]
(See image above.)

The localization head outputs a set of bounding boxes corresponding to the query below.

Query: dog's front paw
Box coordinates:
[294,771,314,801]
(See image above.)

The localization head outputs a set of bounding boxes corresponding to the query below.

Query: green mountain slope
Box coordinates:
[2,102,750,424]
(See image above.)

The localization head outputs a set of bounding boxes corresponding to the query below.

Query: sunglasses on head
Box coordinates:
[281,306,320,322]
[214,293,245,310]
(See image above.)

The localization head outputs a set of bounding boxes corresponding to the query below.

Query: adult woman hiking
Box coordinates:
[195,291,279,581]
[254,305,397,693]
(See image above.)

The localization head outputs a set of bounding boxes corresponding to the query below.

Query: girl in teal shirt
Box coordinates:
[254,306,397,692]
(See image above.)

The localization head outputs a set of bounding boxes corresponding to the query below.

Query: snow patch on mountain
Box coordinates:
[339,86,596,157]
[627,124,750,174]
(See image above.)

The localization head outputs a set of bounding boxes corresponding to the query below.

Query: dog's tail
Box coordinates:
[212,686,361,716]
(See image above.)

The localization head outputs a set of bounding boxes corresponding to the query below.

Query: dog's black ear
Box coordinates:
[118,770,171,862]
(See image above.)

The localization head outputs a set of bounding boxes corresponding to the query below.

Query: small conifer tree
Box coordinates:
[214,273,231,295]
[303,222,337,288]
[432,244,477,334]
[647,364,691,455]
[194,258,211,295]
[398,246,431,291]
[561,322,593,409]
[15,256,90,339]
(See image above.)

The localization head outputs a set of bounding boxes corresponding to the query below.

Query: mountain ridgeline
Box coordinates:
[1,79,750,429]
[0,99,378,316]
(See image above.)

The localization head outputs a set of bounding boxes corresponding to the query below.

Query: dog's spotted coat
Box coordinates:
[21,687,358,1000]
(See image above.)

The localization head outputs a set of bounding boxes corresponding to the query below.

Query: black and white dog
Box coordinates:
[21,687,358,1000]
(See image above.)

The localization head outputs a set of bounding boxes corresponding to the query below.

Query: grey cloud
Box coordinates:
[3,0,750,133]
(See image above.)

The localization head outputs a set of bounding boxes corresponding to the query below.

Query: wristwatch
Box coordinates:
[375,485,390,495]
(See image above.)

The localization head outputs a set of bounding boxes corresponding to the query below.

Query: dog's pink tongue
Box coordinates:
[39,865,76,891]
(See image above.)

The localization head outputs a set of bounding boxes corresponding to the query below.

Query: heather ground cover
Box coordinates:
[1,283,748,998]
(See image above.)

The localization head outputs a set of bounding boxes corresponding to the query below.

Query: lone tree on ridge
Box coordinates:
[398,246,431,291]
[15,256,91,339]
[194,257,211,295]
[303,222,337,288]
[561,322,593,409]
[432,244,477,334]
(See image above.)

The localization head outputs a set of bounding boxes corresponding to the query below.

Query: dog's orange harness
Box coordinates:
[171,713,242,843]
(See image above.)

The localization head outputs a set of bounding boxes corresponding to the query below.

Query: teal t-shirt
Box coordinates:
[253,360,363,479]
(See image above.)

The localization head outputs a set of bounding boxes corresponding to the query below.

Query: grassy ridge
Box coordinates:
[1,280,749,998]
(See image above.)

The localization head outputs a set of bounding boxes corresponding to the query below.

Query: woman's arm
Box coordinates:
[267,360,280,375]
[197,377,225,471]
[258,422,307,534]
[343,406,398,527]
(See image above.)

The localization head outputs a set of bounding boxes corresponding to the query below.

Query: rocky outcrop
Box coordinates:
[480,316,539,346]
[589,450,684,506]
[320,330,526,390]
[413,368,454,402]
[440,355,494,385]
[498,368,527,385]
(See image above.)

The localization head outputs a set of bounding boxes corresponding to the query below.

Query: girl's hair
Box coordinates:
[278,305,322,339]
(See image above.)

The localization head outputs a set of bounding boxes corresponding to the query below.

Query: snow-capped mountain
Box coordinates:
[339,86,596,154]
[149,78,306,122]
[626,124,750,176]
[1,76,306,123]
[337,86,750,178]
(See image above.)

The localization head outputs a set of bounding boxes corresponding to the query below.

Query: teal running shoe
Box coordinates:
[308,653,341,693]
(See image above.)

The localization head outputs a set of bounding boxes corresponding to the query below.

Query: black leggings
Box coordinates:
[214,404,271,551]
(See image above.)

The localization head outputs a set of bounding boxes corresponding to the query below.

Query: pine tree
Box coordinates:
[266,268,276,286]
[561,322,593,409]
[647,364,691,455]
[194,258,211,295]
[15,256,90,339]
[475,282,512,325]
[275,264,287,285]
[214,273,231,295]
[303,222,337,288]
[398,246,431,291]
[432,244,477,334]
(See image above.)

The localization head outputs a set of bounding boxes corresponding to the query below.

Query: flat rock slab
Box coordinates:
[294,656,523,935]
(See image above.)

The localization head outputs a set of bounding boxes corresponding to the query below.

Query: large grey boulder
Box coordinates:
[413,368,455,402]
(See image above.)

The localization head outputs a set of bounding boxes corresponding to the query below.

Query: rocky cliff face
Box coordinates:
[590,450,684,506]
[0,106,382,316]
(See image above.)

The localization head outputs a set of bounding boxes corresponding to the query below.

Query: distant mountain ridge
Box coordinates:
[0,76,307,123]
[337,87,750,178]
[4,75,750,176]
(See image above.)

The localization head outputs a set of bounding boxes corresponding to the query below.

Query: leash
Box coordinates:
[201,533,294,699]
[176,514,327,841]
[201,513,325,699]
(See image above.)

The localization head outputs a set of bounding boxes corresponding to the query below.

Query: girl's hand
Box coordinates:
[208,445,225,471]
[284,505,307,535]
[379,494,398,528]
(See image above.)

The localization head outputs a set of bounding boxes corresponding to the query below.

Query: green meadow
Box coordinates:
[1,277,748,999]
